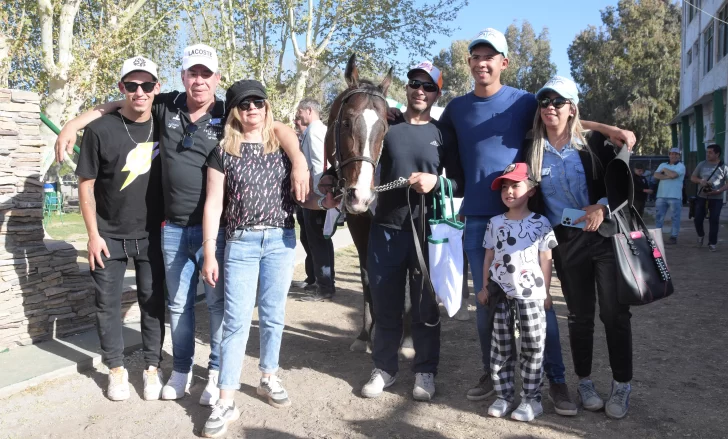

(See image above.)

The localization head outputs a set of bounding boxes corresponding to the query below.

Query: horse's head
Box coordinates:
[325,54,392,214]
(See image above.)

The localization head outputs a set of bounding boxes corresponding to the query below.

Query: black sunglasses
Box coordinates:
[239,99,266,111]
[182,123,198,149]
[538,97,570,109]
[123,81,157,93]
[407,79,438,93]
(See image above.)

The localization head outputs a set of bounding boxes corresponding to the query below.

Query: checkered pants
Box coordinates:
[490,297,546,402]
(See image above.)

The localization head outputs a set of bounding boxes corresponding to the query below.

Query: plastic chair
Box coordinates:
[43,191,64,226]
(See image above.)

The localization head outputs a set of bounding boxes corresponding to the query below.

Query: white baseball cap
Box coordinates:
[536,76,580,105]
[407,61,443,90]
[120,56,158,81]
[468,28,508,57]
[182,44,219,72]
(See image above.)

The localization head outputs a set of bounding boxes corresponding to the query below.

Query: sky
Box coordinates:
[417,0,621,79]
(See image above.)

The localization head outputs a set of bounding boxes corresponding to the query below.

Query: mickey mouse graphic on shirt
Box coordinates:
[495,225,517,249]
[518,269,544,298]
[491,259,516,295]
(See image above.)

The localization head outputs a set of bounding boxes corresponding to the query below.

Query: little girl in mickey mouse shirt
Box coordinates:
[477,163,558,422]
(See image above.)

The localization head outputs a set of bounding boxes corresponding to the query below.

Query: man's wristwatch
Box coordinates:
[317,196,329,210]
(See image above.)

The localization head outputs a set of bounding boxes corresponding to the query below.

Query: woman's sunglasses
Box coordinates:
[123,81,157,93]
[407,79,438,93]
[239,99,266,111]
[538,97,570,109]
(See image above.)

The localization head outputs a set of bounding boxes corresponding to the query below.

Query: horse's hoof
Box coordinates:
[398,346,415,361]
[453,303,470,321]
[350,339,369,353]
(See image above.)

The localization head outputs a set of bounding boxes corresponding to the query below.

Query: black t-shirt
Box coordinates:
[632,173,649,202]
[207,144,295,240]
[152,91,226,226]
[374,114,464,231]
[75,111,163,239]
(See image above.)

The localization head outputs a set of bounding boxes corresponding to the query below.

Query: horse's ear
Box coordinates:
[378,66,393,96]
[345,54,359,87]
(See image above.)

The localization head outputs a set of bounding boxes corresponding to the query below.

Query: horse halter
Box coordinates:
[331,86,388,188]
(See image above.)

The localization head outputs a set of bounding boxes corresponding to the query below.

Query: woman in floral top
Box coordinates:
[199,80,334,438]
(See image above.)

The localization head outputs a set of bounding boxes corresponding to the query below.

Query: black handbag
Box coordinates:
[605,146,674,305]
[611,203,674,305]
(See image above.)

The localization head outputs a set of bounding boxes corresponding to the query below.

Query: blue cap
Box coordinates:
[536,76,580,105]
[468,28,508,57]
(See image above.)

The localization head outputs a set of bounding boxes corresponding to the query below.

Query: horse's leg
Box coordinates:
[346,214,374,353]
[398,277,415,361]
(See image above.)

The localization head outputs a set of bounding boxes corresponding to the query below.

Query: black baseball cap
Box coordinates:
[226,80,268,113]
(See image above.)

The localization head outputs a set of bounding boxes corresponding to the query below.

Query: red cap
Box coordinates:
[491,163,534,190]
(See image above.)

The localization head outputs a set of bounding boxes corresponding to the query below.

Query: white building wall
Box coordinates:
[680,0,728,112]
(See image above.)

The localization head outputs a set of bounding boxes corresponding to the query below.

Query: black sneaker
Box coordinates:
[667,236,677,245]
[298,288,335,302]
[466,373,495,401]
[202,401,240,438]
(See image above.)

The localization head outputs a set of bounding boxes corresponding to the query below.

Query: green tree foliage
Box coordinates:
[568,0,681,154]
[432,39,472,105]
[501,20,557,93]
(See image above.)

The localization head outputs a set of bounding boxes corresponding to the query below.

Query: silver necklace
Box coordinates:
[121,114,153,144]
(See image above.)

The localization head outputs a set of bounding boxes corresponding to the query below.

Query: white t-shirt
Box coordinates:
[483,212,558,300]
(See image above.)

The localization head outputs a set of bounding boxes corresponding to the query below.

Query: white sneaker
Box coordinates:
[487,398,515,417]
[143,367,164,401]
[200,369,220,406]
[412,373,435,401]
[202,400,240,438]
[257,375,291,408]
[162,370,193,400]
[361,368,396,398]
[107,367,130,401]
[511,398,544,422]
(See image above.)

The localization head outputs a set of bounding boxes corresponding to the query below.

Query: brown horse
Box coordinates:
[323,54,414,359]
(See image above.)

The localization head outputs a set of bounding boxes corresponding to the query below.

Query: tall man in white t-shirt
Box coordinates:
[654,148,686,244]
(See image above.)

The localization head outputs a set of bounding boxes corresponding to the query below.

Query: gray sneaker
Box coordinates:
[548,382,577,416]
[361,368,396,398]
[697,236,705,247]
[412,373,435,401]
[605,381,631,420]
[202,400,240,438]
[709,244,717,252]
[577,379,604,411]
[466,373,495,401]
[257,376,291,408]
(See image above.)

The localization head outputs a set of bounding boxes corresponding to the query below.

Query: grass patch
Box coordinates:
[44,212,87,242]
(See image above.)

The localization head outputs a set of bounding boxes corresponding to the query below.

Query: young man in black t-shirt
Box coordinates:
[360,62,464,402]
[76,57,166,402]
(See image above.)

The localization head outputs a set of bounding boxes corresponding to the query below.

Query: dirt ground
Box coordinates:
[1,231,727,439]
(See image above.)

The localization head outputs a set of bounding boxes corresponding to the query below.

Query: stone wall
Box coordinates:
[0,89,140,351]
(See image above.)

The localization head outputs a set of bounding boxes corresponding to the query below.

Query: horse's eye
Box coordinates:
[341,119,350,128]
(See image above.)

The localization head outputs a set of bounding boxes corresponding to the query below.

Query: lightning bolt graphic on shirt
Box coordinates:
[120,142,160,190]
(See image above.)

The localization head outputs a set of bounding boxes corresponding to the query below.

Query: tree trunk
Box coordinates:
[0,32,9,88]
[289,61,311,123]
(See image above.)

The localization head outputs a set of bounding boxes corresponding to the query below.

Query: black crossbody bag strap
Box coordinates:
[696,161,723,197]
[406,188,441,327]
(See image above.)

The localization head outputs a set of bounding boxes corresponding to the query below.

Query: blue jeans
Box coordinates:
[463,216,492,372]
[655,197,682,238]
[544,307,566,384]
[218,228,296,390]
[465,215,567,381]
[162,223,225,373]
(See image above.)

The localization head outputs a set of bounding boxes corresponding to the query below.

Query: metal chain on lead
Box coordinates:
[373,177,409,193]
